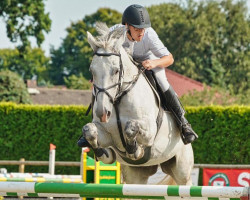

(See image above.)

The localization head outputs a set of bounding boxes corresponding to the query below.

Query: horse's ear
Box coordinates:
[96,22,109,36]
[87,31,98,52]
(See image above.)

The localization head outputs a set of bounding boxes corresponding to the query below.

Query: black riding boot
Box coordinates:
[164,86,198,144]
[77,136,91,147]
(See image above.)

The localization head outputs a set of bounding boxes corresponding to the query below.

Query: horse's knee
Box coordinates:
[82,123,98,138]
[124,120,152,145]
[82,123,98,148]
[124,120,140,141]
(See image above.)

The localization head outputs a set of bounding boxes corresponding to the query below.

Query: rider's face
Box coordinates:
[128,25,145,41]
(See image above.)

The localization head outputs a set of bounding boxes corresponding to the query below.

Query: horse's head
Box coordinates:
[87,23,126,122]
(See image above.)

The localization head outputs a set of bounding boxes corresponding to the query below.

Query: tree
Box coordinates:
[49,8,122,85]
[64,73,92,90]
[0,48,50,83]
[49,1,249,96]
[0,70,31,104]
[180,86,250,106]
[0,0,51,51]
[49,20,91,85]
[149,0,250,94]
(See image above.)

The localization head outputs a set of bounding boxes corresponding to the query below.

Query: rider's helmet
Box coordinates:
[122,4,151,28]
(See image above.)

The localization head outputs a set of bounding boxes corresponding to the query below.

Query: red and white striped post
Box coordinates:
[49,144,56,175]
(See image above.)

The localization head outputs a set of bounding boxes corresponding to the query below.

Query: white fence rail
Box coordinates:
[0,160,249,168]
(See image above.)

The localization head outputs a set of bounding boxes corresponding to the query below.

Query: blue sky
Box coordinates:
[0,0,172,55]
[0,0,249,56]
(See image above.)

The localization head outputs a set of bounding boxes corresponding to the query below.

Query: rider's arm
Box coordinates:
[142,28,174,70]
[142,54,174,70]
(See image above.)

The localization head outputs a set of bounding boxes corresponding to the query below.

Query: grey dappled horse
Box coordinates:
[82,22,194,185]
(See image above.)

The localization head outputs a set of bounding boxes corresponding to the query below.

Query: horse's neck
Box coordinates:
[120,49,140,82]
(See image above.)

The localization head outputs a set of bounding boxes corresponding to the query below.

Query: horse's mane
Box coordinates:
[94,22,125,52]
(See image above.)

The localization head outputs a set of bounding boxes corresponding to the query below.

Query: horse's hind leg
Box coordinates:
[160,144,194,185]
[121,164,158,184]
[82,122,116,164]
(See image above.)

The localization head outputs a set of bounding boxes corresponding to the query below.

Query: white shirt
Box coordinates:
[110,24,170,62]
[110,24,171,91]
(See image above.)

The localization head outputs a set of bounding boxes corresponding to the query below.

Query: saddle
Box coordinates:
[143,69,168,111]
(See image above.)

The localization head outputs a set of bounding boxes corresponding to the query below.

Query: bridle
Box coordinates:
[92,51,144,106]
[92,52,124,104]
[92,51,144,150]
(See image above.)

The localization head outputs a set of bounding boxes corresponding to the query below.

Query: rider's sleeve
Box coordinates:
[146,28,170,58]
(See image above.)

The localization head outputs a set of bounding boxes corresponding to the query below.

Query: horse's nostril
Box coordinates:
[107,111,111,117]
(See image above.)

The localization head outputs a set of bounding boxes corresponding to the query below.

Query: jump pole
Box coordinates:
[0,182,248,199]
[0,177,82,183]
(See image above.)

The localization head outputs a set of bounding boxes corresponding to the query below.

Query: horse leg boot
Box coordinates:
[77,136,91,148]
[82,123,115,163]
[164,86,198,144]
[124,120,144,160]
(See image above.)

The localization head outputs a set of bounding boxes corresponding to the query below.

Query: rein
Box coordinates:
[92,51,144,151]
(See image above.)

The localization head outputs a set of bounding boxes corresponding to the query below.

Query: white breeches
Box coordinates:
[152,67,170,92]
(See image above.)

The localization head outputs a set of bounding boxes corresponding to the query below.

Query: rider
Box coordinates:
[78,4,198,147]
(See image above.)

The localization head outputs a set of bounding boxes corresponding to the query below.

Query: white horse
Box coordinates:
[82,23,194,185]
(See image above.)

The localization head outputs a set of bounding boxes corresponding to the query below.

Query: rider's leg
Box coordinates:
[152,68,198,144]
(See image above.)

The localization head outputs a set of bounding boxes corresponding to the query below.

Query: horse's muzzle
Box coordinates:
[100,111,111,122]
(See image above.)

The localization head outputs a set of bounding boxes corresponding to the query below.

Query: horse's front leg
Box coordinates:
[124,120,146,160]
[82,123,116,164]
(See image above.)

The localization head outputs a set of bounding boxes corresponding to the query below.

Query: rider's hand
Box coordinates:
[142,59,157,70]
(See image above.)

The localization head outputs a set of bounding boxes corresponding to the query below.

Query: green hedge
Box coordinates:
[187,106,249,164]
[0,103,249,174]
[0,103,91,174]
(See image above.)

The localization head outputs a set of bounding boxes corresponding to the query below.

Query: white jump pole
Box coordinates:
[0,182,248,199]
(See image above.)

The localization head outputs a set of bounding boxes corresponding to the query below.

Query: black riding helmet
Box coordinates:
[122,4,151,28]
